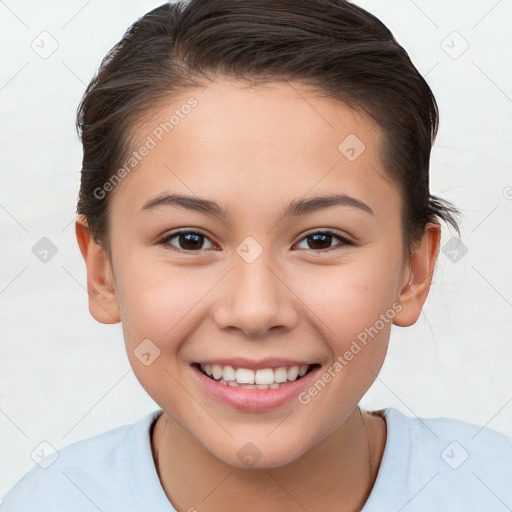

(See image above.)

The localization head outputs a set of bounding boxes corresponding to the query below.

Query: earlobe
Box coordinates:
[393,222,441,327]
[75,215,121,324]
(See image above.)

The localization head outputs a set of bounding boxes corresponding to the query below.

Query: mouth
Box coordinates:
[193,362,320,390]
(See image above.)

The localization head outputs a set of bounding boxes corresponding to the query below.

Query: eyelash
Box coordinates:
[157,229,354,254]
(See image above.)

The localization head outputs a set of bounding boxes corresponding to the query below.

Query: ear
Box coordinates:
[75,215,121,324]
[393,222,441,327]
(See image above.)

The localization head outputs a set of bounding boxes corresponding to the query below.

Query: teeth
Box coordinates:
[236,368,255,384]
[274,367,288,383]
[218,378,288,390]
[223,365,236,381]
[255,368,274,385]
[199,363,312,387]
[287,366,299,381]
[298,364,309,377]
[212,364,223,380]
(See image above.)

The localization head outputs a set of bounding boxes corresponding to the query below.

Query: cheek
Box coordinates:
[114,262,207,410]
[115,255,220,355]
[291,258,400,422]
[296,254,402,344]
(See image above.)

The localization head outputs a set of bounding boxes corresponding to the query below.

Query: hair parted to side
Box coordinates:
[76,0,460,257]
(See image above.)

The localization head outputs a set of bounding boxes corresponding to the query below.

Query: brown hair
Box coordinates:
[76,0,459,257]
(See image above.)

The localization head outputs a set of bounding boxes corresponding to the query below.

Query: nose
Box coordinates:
[212,251,299,338]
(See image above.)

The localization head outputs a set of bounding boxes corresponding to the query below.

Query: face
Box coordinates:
[78,79,434,468]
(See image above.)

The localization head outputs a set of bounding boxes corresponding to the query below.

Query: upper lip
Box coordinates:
[194,358,317,371]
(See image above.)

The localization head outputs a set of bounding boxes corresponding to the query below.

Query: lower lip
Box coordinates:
[192,364,321,411]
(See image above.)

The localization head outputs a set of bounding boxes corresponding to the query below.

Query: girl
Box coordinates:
[2,1,510,511]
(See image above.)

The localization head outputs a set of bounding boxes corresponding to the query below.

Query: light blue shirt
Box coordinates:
[1,408,511,511]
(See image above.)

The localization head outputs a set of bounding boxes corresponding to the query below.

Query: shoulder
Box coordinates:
[0,410,167,512]
[364,407,512,511]
[397,408,512,475]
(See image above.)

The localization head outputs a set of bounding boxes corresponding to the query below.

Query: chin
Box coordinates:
[209,438,310,470]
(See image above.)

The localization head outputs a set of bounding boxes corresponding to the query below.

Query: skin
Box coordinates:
[76,79,440,512]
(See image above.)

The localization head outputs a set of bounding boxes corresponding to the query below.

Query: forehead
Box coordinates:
[110,79,398,223]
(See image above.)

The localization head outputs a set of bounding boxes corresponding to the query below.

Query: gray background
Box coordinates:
[1,0,511,500]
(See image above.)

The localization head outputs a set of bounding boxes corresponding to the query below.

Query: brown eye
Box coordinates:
[159,230,215,252]
[295,230,353,251]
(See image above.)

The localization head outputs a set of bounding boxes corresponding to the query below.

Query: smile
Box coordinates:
[195,363,317,390]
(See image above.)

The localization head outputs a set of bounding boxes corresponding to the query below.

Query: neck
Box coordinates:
[151,407,386,512]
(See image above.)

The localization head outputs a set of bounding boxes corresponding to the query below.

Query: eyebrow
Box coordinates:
[141,192,374,218]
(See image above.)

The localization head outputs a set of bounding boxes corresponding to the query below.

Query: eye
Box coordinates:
[158,228,353,253]
[158,230,216,252]
[294,229,353,251]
